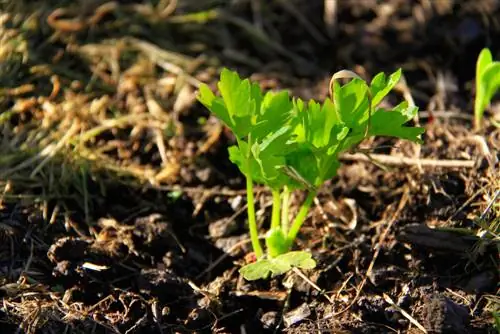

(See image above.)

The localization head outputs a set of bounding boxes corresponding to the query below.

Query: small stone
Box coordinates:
[283,303,311,328]
[260,311,279,329]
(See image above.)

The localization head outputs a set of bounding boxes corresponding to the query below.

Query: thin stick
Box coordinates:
[341,153,476,168]
[419,110,474,120]
[323,0,338,38]
[480,189,500,221]
[383,293,427,333]
[447,186,487,223]
[292,267,334,304]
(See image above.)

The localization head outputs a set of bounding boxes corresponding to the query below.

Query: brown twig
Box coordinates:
[341,153,476,168]
[323,0,338,38]
[383,293,427,333]
[292,267,334,304]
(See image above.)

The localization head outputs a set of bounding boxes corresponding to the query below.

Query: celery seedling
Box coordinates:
[474,48,500,131]
[198,68,424,280]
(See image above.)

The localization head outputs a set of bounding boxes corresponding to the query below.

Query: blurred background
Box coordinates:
[1,0,498,188]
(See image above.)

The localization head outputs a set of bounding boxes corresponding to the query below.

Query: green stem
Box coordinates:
[285,190,317,250]
[245,166,263,258]
[281,186,290,234]
[271,189,281,230]
[240,136,263,259]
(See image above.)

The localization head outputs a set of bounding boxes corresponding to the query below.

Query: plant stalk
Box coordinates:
[285,190,317,250]
[240,136,263,259]
[271,189,281,230]
[245,168,263,258]
[281,186,290,234]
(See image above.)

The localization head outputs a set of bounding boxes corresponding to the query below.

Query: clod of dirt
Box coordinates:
[94,214,179,259]
[367,265,403,287]
[129,214,178,253]
[355,295,387,324]
[422,294,470,334]
[209,217,240,239]
[397,224,477,252]
[52,260,77,277]
[184,308,213,331]
[137,268,191,302]
[459,271,497,294]
[214,235,247,255]
[47,237,90,263]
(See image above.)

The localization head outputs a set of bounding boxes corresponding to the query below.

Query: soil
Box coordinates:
[0,1,499,333]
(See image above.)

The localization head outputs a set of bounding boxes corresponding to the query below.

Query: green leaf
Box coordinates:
[218,68,256,118]
[228,143,266,184]
[231,131,296,190]
[252,90,294,140]
[239,251,317,281]
[482,63,500,107]
[197,84,233,128]
[333,78,370,128]
[198,69,260,138]
[370,69,402,107]
[369,102,425,143]
[254,125,293,158]
[251,125,298,189]
[238,259,272,281]
[476,48,493,81]
[284,148,319,189]
[318,158,341,183]
[304,99,342,148]
[216,68,263,137]
[474,48,500,130]
[276,251,316,270]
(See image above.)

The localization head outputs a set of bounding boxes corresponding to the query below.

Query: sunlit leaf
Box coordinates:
[369,102,425,143]
[239,251,317,281]
[474,48,500,130]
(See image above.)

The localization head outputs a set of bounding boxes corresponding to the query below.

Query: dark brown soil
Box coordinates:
[0,1,499,333]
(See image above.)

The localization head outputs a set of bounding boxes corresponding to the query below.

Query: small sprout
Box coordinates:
[168,190,183,201]
[198,68,424,281]
[197,116,207,125]
[474,48,500,131]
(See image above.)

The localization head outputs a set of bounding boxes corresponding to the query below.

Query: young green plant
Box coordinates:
[198,68,425,280]
[474,48,500,131]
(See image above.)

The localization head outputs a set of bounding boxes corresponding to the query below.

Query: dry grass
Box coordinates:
[0,2,330,332]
